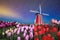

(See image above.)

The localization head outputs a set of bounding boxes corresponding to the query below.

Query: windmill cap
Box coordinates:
[35,13,40,15]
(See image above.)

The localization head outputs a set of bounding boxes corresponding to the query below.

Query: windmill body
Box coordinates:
[34,13,43,25]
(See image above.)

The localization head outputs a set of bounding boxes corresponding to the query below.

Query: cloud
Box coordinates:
[0,4,23,19]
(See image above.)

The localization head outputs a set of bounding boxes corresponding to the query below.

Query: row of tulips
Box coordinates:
[0,21,17,28]
[34,25,60,40]
[0,24,34,40]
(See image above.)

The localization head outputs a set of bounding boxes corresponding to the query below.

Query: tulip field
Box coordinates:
[0,21,60,40]
[34,25,60,40]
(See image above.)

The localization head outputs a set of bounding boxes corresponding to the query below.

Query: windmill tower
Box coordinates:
[30,5,49,26]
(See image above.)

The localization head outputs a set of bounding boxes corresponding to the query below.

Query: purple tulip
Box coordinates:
[17,36,21,40]
[5,22,10,26]
[11,22,16,26]
[7,32,12,37]
[0,23,6,28]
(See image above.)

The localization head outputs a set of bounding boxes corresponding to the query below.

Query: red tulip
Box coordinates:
[41,25,44,28]
[56,31,60,36]
[51,27,57,33]
[45,24,49,27]
[47,37,54,40]
[34,37,39,40]
[42,34,54,40]
[47,34,51,37]
[56,31,60,40]
[51,37,54,40]
[38,30,45,35]
[34,32,38,36]
[37,26,42,30]
[42,35,47,40]
[45,27,49,32]
[34,27,37,32]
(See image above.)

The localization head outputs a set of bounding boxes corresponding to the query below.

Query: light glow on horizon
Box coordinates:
[0,5,22,19]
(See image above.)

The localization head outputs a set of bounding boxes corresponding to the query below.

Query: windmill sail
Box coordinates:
[30,10,39,13]
[42,13,49,16]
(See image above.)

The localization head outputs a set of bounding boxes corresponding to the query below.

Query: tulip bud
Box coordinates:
[17,36,21,40]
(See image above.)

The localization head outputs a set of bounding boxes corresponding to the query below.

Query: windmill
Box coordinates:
[30,5,49,25]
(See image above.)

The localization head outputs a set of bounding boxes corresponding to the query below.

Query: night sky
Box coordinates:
[0,0,60,24]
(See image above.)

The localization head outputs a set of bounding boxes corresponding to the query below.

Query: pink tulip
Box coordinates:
[25,35,29,40]
[17,36,21,40]
[51,19,55,23]
[23,32,26,37]
[32,25,34,29]
[24,30,27,33]
[17,28,20,35]
[29,32,33,39]
[28,26,31,29]
[22,26,25,28]
[25,26,28,30]
[29,28,33,32]
[21,27,24,32]
[14,28,18,33]
[16,24,20,28]
[7,32,12,37]
[58,20,60,24]
[54,20,58,24]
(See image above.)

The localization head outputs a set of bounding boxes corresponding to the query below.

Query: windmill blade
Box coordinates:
[39,5,42,14]
[42,13,49,16]
[30,10,39,13]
